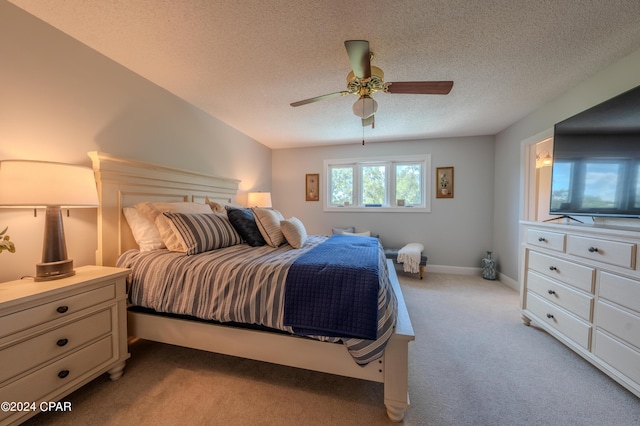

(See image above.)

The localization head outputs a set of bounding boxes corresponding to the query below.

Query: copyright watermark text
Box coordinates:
[1,401,72,413]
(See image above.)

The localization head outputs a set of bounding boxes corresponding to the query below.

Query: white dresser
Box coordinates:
[0,265,130,425]
[520,221,640,398]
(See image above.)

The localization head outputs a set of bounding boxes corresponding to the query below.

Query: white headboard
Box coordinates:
[89,151,240,266]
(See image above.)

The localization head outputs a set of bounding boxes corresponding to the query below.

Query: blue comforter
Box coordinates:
[283,234,380,340]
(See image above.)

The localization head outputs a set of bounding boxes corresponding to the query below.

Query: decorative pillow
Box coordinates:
[162,212,242,255]
[332,226,355,235]
[135,202,214,251]
[252,207,285,247]
[280,217,308,249]
[225,207,266,247]
[123,207,165,251]
[205,197,243,214]
[342,231,371,237]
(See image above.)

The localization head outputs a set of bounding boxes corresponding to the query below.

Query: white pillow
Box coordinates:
[123,207,165,251]
[252,207,285,247]
[280,217,307,249]
[135,202,214,251]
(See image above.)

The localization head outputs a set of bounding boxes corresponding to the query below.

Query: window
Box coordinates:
[325,155,431,212]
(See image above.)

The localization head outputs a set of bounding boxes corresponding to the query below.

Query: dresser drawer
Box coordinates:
[594,330,640,385]
[599,271,640,314]
[0,335,113,423]
[528,251,595,293]
[0,284,115,338]
[0,309,112,383]
[526,292,591,349]
[526,229,566,252]
[597,301,640,349]
[567,235,636,269]
[527,271,593,321]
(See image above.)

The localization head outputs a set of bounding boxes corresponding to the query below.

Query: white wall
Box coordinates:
[273,136,495,271]
[0,2,272,282]
[493,48,640,282]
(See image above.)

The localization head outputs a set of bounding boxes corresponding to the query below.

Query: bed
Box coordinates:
[89,151,415,421]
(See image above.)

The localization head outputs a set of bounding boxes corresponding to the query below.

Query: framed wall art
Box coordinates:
[436,167,454,199]
[306,173,319,201]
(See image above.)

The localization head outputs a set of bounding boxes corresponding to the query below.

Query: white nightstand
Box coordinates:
[0,265,130,425]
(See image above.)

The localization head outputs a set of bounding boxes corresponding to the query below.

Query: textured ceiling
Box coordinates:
[9,0,640,149]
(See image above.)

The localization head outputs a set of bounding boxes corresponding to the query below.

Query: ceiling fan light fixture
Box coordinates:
[352,96,377,119]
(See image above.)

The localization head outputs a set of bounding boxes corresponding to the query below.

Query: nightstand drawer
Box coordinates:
[597,301,640,349]
[0,335,113,423]
[0,284,115,338]
[567,235,636,269]
[599,272,640,314]
[528,251,595,293]
[527,271,593,321]
[526,292,591,349]
[0,309,112,383]
[526,229,566,252]
[594,331,640,385]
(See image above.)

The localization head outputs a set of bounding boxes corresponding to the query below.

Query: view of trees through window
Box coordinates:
[330,166,353,205]
[327,156,428,209]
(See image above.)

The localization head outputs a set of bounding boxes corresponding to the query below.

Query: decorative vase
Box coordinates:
[482,251,496,280]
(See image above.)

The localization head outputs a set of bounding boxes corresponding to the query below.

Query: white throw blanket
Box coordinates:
[397,243,424,274]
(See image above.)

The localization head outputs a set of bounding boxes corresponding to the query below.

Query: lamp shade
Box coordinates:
[0,160,99,207]
[352,95,378,119]
[247,192,272,208]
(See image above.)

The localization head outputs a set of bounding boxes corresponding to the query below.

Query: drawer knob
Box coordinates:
[56,338,69,347]
[546,313,555,319]
[58,370,70,379]
[538,237,547,242]
[548,290,556,295]
[588,246,599,253]
[549,266,557,271]
[56,306,69,314]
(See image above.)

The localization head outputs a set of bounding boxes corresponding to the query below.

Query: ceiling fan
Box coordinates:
[290,40,453,127]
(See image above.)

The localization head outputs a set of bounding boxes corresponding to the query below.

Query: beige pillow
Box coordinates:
[252,207,285,247]
[135,202,213,251]
[280,217,307,249]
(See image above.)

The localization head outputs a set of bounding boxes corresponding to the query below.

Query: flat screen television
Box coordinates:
[549,84,640,219]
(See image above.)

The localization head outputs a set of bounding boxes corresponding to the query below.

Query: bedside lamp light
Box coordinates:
[0,160,99,281]
[247,192,272,208]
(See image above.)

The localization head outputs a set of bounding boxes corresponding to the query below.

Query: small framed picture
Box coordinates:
[436,167,454,199]
[306,174,319,201]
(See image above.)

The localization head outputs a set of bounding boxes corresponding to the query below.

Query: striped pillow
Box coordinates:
[252,207,285,247]
[163,212,242,255]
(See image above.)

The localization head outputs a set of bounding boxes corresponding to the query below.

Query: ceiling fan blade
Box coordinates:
[290,91,350,107]
[385,81,454,95]
[344,40,371,79]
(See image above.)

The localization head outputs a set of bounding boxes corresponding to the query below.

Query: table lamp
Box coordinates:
[0,160,99,281]
[247,192,272,208]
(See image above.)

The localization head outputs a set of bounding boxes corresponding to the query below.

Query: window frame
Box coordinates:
[324,154,431,213]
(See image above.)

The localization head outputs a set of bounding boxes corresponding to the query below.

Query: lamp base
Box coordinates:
[35,259,75,282]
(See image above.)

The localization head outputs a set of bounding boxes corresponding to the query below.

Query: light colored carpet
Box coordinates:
[25,271,640,425]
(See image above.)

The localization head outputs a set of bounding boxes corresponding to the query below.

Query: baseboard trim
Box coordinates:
[497,273,518,292]
[425,265,481,275]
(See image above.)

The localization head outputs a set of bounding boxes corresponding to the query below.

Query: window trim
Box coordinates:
[323,154,431,213]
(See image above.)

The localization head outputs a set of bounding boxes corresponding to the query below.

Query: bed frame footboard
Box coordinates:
[127,261,414,421]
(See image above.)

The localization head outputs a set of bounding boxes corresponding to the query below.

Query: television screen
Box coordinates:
[550,85,640,218]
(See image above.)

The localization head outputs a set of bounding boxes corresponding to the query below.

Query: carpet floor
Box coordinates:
[24,271,640,425]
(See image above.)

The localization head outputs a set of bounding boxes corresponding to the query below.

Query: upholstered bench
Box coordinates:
[384,246,428,279]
